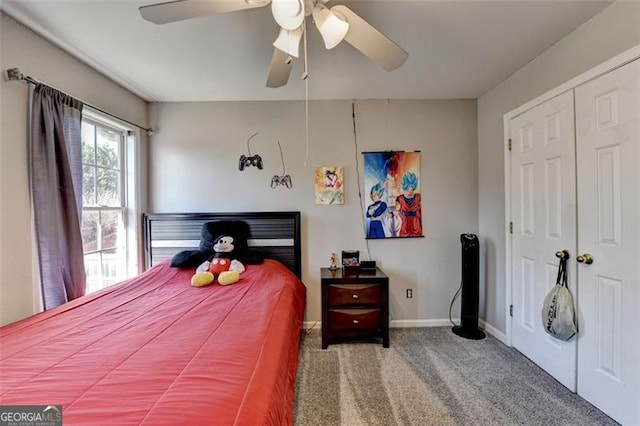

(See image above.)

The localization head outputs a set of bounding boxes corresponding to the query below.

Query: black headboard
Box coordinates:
[143,212,301,278]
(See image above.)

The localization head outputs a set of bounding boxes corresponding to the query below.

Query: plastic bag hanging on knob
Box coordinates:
[541,251,577,341]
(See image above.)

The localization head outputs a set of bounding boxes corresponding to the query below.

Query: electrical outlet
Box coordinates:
[406,289,413,299]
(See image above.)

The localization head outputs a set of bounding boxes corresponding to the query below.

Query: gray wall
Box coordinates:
[477,1,640,335]
[148,99,478,324]
[0,13,148,325]
[4,1,636,333]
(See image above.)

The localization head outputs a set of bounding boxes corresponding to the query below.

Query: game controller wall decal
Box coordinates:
[238,132,264,171]
[271,141,292,189]
[239,154,263,171]
[271,174,292,188]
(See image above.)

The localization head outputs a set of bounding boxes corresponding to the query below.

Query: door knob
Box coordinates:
[576,253,594,264]
[555,250,570,259]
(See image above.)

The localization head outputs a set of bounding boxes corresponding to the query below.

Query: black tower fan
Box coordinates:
[452,233,486,340]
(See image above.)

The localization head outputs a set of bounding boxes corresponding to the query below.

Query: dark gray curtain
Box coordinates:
[30,84,86,310]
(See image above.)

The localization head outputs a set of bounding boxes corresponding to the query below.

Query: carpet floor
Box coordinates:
[293,327,617,426]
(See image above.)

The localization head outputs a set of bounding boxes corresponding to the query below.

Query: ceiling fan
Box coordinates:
[139,0,409,88]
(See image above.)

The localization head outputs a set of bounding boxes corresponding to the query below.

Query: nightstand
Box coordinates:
[321,267,389,349]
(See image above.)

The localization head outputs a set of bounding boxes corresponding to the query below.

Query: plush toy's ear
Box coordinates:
[201,220,251,260]
[170,249,210,268]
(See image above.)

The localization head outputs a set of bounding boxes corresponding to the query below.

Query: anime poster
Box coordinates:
[363,151,423,239]
[315,166,344,205]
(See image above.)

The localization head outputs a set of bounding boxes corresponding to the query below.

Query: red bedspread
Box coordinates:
[0,259,306,425]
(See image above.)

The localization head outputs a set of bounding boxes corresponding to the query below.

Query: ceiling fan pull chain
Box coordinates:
[302,19,309,80]
[304,77,309,167]
[303,19,310,167]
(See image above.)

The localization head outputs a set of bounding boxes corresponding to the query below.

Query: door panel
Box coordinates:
[575,58,640,425]
[509,90,577,391]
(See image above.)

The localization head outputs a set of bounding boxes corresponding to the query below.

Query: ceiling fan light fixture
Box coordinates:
[273,26,303,58]
[272,0,305,30]
[312,5,349,50]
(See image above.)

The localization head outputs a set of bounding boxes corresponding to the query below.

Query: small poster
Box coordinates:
[315,166,344,205]
[363,151,423,239]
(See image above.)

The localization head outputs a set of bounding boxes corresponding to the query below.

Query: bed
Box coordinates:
[0,211,306,425]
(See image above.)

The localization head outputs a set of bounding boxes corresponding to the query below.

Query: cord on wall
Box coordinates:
[385,99,390,151]
[277,140,286,176]
[351,101,372,261]
[246,131,259,156]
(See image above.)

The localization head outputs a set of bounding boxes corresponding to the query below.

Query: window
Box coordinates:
[81,112,139,293]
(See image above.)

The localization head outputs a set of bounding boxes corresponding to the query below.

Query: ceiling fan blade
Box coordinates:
[140,0,270,25]
[330,5,408,71]
[266,48,294,88]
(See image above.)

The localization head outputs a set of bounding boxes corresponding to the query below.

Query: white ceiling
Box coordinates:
[1,0,612,102]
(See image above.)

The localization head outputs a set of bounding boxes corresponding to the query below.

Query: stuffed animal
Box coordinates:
[190,235,245,287]
[171,220,263,287]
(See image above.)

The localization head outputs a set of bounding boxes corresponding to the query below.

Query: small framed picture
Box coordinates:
[315,166,344,205]
[341,250,360,267]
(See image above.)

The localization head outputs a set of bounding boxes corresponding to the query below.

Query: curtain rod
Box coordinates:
[5,67,154,136]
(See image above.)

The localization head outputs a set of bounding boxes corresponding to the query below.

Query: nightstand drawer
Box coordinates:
[329,308,381,330]
[328,284,382,306]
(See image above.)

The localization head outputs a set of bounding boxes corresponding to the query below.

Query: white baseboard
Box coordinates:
[390,319,458,328]
[479,319,509,345]
[303,321,321,331]
[304,319,510,346]
[305,319,457,329]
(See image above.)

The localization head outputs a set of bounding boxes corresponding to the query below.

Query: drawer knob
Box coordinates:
[353,320,359,324]
[352,294,359,299]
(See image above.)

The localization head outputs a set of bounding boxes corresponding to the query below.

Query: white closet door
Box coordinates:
[509,90,578,391]
[575,58,640,425]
